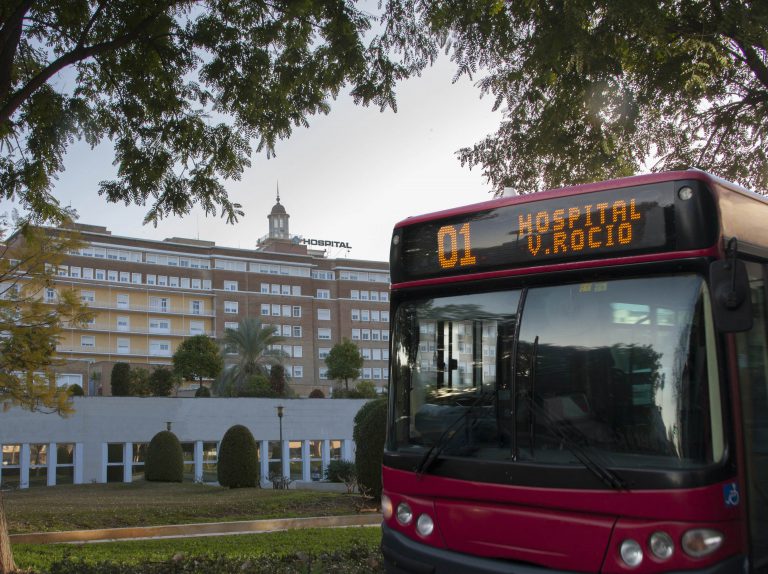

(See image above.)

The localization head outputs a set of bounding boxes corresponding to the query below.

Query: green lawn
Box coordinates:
[4,481,363,534]
[14,527,384,573]
[4,482,384,573]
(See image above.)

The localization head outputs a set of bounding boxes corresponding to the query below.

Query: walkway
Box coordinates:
[10,514,382,544]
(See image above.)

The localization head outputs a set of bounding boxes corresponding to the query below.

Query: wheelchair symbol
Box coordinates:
[724,483,740,507]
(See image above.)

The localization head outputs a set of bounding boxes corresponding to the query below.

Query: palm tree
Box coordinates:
[214,318,286,396]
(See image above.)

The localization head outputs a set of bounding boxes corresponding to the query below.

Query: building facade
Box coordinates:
[26,196,390,396]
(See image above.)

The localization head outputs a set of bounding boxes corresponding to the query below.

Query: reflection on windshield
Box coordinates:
[391,275,724,470]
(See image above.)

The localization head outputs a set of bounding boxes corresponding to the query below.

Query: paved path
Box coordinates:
[10,514,382,544]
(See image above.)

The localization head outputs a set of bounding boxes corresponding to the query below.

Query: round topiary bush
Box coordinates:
[145,430,184,482]
[195,385,211,397]
[308,388,325,398]
[68,384,84,396]
[353,398,387,500]
[217,424,259,488]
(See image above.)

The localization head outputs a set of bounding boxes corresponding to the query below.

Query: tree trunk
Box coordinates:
[0,492,17,574]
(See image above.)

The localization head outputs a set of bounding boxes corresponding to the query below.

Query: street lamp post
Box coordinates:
[276,405,284,479]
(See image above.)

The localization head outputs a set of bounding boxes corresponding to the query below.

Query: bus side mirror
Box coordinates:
[709,258,753,332]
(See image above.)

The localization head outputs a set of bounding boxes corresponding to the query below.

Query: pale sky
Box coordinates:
[13,56,503,263]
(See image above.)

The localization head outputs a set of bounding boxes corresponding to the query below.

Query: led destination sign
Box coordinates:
[394,184,675,282]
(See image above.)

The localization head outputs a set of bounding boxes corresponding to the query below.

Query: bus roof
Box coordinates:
[394,170,765,230]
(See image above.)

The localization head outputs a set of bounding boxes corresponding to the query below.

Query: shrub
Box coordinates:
[110,362,131,396]
[195,385,211,397]
[130,367,151,396]
[145,430,184,482]
[149,367,175,397]
[237,374,275,397]
[325,459,355,482]
[355,381,378,398]
[68,384,84,396]
[218,424,259,488]
[308,388,325,399]
[353,398,387,500]
[269,364,288,396]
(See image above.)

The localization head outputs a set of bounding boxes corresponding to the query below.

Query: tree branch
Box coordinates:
[0,0,33,104]
[0,8,167,126]
[732,40,768,91]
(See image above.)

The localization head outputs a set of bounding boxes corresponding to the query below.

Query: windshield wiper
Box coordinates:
[524,396,629,491]
[415,389,494,476]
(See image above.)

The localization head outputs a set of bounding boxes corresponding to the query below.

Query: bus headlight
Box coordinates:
[396,502,413,525]
[620,539,644,567]
[416,514,434,537]
[649,531,674,560]
[381,494,393,520]
[682,529,723,558]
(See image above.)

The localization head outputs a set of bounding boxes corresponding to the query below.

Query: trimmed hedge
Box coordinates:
[145,431,184,482]
[308,388,325,398]
[353,398,387,500]
[195,385,211,397]
[110,363,131,396]
[218,424,259,488]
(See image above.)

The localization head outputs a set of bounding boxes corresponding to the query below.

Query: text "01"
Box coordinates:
[438,223,477,269]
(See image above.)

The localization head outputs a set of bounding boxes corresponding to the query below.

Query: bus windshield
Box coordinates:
[390,274,724,472]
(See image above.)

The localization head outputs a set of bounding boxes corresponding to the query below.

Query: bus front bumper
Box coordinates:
[381,523,746,574]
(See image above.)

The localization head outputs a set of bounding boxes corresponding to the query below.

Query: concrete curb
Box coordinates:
[10,513,382,544]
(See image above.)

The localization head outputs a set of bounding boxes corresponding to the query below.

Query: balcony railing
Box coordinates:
[46,299,215,317]
[56,345,172,358]
[64,323,213,337]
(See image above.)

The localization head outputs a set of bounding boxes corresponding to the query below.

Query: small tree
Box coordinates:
[353,398,388,501]
[173,335,223,391]
[218,424,259,488]
[130,367,151,397]
[325,339,363,391]
[145,431,184,482]
[68,384,84,397]
[355,381,379,399]
[269,364,288,397]
[149,367,176,397]
[110,363,132,396]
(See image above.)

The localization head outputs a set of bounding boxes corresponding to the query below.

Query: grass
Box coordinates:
[3,481,365,534]
[13,527,383,572]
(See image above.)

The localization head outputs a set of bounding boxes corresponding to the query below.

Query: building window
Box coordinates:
[316,289,330,299]
[261,283,269,294]
[157,275,167,286]
[361,329,370,341]
[107,270,117,282]
[116,316,130,331]
[370,291,379,302]
[351,309,360,321]
[282,305,291,317]
[319,348,331,359]
[149,340,171,356]
[146,274,156,285]
[131,273,141,284]
[382,310,390,322]
[361,348,371,360]
[292,306,301,318]
[56,444,75,485]
[117,293,129,309]
[272,304,281,316]
[319,368,328,380]
[190,300,202,315]
[117,338,130,354]
[381,292,389,302]
[291,286,301,296]
[181,277,190,289]
[169,276,179,287]
[191,278,201,289]
[292,326,302,338]
[292,365,303,378]
[261,304,270,316]
[317,328,331,340]
[361,310,370,322]
[119,272,130,283]
[80,290,95,303]
[149,317,170,334]
[70,267,81,278]
[95,269,105,280]
[224,301,239,314]
[150,297,169,312]
[271,284,280,294]
[224,280,238,292]
[281,285,290,295]
[106,443,124,483]
[372,310,381,322]
[318,309,331,321]
[362,368,372,379]
[81,335,95,348]
[224,321,238,331]
[293,346,302,358]
[45,288,56,302]
[82,268,93,280]
[1,445,21,488]
[351,329,360,341]
[361,291,369,301]
[351,290,359,300]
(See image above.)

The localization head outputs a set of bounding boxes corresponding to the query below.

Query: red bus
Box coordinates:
[382,171,767,574]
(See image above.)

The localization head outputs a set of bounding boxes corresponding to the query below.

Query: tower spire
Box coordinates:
[276,181,280,204]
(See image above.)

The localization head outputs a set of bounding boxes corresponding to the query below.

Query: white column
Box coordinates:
[74,443,84,484]
[122,442,132,483]
[20,443,31,489]
[321,439,331,474]
[194,441,204,482]
[47,442,57,486]
[100,443,108,483]
[281,440,290,479]
[342,439,354,462]
[260,440,269,484]
[301,440,310,482]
